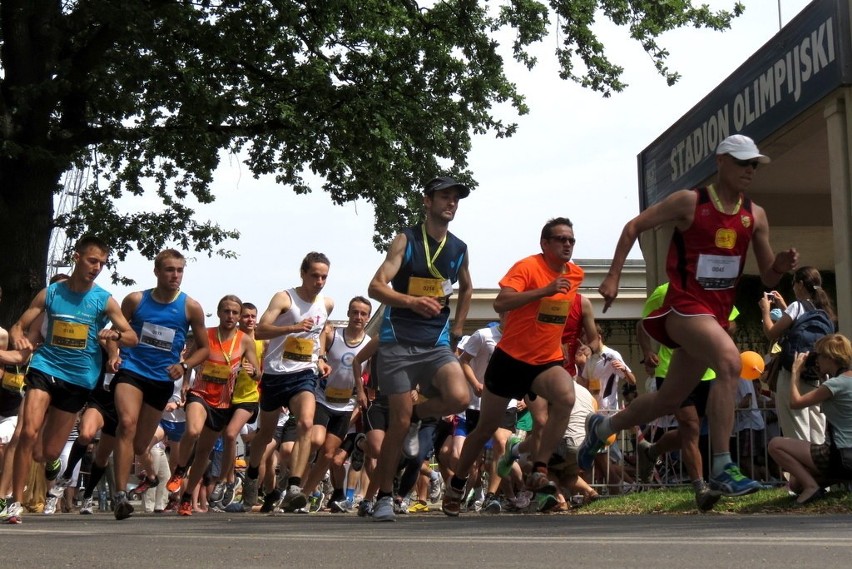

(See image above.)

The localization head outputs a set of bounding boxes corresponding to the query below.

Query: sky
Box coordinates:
[77,1,812,322]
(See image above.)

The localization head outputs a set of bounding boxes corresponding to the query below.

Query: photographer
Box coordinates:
[767,334,852,505]
[760,266,835,443]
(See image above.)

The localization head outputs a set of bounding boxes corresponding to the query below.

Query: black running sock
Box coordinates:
[63,441,88,479]
[287,477,301,489]
[330,488,345,502]
[410,408,420,423]
[180,492,192,503]
[85,464,107,499]
[450,475,466,491]
[377,490,393,500]
[246,465,260,480]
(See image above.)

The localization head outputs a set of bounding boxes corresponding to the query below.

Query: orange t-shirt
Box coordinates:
[497,255,584,365]
[191,327,247,409]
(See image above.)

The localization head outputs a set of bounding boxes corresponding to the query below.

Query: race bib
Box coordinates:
[537,298,570,325]
[696,254,740,290]
[408,276,445,298]
[324,385,353,402]
[2,367,24,392]
[201,362,231,384]
[51,321,89,350]
[139,322,176,351]
[283,336,314,362]
[588,377,601,391]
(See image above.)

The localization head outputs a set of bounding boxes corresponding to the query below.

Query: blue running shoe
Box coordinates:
[709,463,762,497]
[577,413,606,471]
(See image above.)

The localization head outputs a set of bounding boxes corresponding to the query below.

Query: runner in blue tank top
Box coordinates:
[4,236,137,524]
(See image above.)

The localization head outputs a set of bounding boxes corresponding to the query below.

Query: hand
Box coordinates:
[317,359,331,378]
[164,401,178,413]
[598,274,619,313]
[758,293,772,312]
[472,381,484,397]
[774,249,799,274]
[295,317,314,333]
[643,353,659,374]
[243,362,256,378]
[167,363,186,381]
[791,351,808,376]
[107,355,122,374]
[13,336,34,351]
[546,275,574,296]
[356,390,369,411]
[408,296,443,319]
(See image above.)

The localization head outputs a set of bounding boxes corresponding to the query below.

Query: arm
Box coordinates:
[759,295,793,344]
[99,297,139,347]
[352,337,378,410]
[749,204,798,287]
[171,298,209,379]
[240,334,260,378]
[9,288,47,351]
[317,320,334,378]
[255,291,313,340]
[599,190,696,312]
[579,296,600,354]
[636,321,659,376]
[368,233,443,318]
[458,351,483,397]
[789,352,833,409]
[451,254,472,339]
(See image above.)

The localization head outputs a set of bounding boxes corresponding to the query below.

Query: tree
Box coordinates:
[0,0,743,326]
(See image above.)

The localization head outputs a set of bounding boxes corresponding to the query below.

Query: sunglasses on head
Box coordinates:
[549,236,576,245]
[731,157,759,169]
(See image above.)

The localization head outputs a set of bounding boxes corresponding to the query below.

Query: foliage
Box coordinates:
[0,0,742,323]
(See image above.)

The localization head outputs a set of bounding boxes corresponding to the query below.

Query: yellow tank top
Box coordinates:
[231,339,264,404]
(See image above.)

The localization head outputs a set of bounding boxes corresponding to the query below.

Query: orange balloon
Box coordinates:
[740,350,765,380]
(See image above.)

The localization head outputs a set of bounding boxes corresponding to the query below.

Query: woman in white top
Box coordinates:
[760,266,835,443]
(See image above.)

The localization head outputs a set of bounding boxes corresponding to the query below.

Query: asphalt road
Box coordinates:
[2,510,851,568]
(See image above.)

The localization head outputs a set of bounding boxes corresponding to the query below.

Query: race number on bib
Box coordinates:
[696,254,740,290]
[2,367,24,392]
[408,276,445,297]
[283,336,314,362]
[51,321,89,350]
[201,362,231,384]
[139,322,176,351]
[537,298,570,325]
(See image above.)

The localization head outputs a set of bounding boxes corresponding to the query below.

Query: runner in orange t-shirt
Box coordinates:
[443,217,584,515]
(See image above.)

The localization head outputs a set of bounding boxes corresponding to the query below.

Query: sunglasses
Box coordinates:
[732,157,759,169]
[549,236,576,245]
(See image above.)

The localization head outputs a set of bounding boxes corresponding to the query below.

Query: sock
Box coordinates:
[450,475,466,491]
[287,476,301,489]
[410,407,420,424]
[63,441,88,479]
[345,488,355,502]
[246,465,259,480]
[174,464,188,477]
[330,488,344,502]
[711,453,733,477]
[85,464,107,499]
[377,490,393,500]
[430,470,440,482]
[180,491,192,503]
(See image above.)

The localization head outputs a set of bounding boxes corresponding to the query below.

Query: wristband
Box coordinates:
[318,354,329,363]
[180,362,188,371]
[113,330,122,342]
[771,263,786,275]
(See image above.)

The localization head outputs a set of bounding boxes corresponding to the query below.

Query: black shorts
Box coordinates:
[339,431,360,456]
[186,392,233,433]
[112,369,175,411]
[25,369,89,414]
[655,376,712,418]
[365,398,390,433]
[313,403,353,442]
[231,401,259,425]
[464,409,481,433]
[87,383,118,437]
[275,415,298,445]
[484,347,563,401]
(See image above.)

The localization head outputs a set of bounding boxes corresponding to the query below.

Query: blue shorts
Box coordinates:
[259,369,318,412]
[160,419,186,442]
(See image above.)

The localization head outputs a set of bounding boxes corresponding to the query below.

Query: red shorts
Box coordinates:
[642,289,728,349]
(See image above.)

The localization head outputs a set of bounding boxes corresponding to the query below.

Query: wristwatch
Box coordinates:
[318,354,329,363]
[180,362,189,371]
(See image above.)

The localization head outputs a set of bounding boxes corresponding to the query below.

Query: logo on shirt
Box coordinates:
[714,228,737,250]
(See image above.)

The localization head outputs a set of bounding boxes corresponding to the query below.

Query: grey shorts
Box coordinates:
[375,344,459,397]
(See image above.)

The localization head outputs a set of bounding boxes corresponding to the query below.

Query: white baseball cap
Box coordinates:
[716,134,770,163]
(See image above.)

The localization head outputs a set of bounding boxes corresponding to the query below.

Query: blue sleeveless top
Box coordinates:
[379,226,467,347]
[120,290,189,382]
[30,282,111,389]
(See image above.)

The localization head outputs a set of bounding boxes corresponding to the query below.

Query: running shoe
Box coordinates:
[357,499,374,517]
[535,492,559,513]
[43,494,59,515]
[526,471,558,495]
[3,501,22,524]
[131,475,160,496]
[395,497,410,514]
[636,439,655,484]
[178,498,192,517]
[209,481,225,503]
[0,497,6,514]
[52,475,71,494]
[45,458,62,481]
[407,500,430,513]
[372,495,395,522]
[329,498,353,513]
[577,413,607,471]
[512,490,533,510]
[281,486,308,512]
[350,433,366,471]
[221,483,235,507]
[113,492,134,521]
[441,483,464,517]
[242,477,258,508]
[428,472,443,503]
[260,489,282,513]
[497,435,521,479]
[481,496,501,514]
[709,463,762,497]
[695,480,722,512]
[79,496,94,515]
[401,420,421,459]
[166,472,185,493]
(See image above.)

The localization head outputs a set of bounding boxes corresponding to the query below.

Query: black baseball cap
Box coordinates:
[424,176,470,199]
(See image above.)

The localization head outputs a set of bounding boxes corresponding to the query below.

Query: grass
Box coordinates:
[573,486,852,515]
